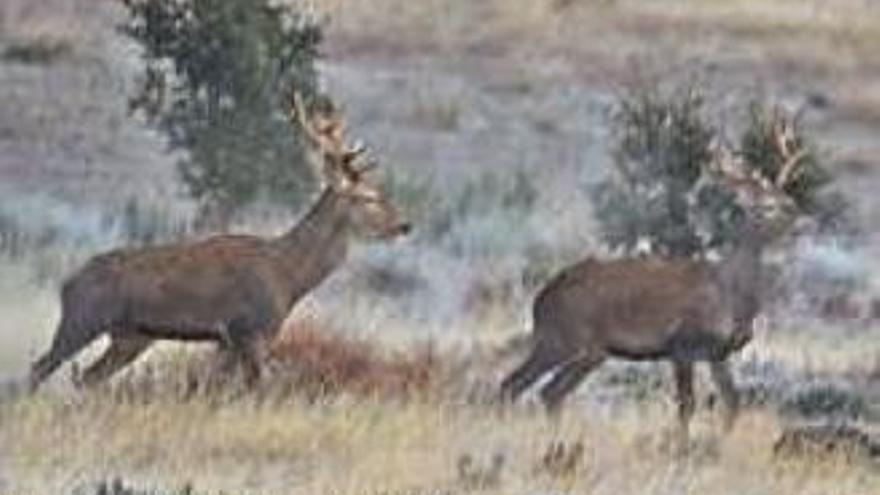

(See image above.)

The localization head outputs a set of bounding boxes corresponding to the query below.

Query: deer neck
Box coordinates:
[274,188,351,304]
[717,232,765,325]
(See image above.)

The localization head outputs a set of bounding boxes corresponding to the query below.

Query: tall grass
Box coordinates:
[4,384,878,495]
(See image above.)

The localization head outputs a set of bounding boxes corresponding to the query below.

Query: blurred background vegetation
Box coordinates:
[120,0,324,230]
[592,83,848,259]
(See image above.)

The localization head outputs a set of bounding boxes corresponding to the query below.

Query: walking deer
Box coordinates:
[29,92,410,391]
[500,127,805,438]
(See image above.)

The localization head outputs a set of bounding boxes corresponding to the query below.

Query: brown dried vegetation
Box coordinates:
[268,318,437,399]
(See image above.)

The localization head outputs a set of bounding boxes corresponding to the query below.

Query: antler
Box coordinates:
[290,91,315,145]
[287,89,376,179]
[710,109,808,199]
[705,112,808,240]
[772,118,808,190]
[707,140,753,189]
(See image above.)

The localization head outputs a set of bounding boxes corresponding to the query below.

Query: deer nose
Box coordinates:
[398,222,412,235]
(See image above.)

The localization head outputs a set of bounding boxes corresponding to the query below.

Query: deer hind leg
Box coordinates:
[210,338,259,390]
[499,343,563,403]
[222,318,275,388]
[80,335,152,388]
[672,360,696,444]
[29,318,102,392]
[709,360,740,432]
[540,350,605,414]
[214,340,264,390]
[236,338,264,388]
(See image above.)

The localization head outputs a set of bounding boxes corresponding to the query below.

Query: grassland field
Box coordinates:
[1,0,880,493]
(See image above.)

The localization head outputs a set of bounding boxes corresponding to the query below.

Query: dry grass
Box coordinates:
[2,389,878,495]
[1,305,878,494]
[0,0,101,49]
[305,0,880,72]
[0,263,58,377]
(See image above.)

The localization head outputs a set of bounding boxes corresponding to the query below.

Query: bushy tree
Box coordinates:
[591,83,846,258]
[119,0,324,229]
[591,85,715,257]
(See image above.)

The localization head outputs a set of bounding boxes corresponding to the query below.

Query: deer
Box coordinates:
[28,91,411,391]
[500,124,806,441]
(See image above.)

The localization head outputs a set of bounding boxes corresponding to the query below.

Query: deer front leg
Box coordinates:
[709,360,740,432]
[226,313,280,388]
[238,337,265,387]
[211,333,264,391]
[672,360,695,445]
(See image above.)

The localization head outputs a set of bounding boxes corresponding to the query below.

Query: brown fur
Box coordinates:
[29,96,410,391]
[501,216,783,438]
[499,128,809,439]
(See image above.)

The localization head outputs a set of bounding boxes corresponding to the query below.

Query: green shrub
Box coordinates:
[591,81,847,258]
[591,83,714,257]
[119,0,325,229]
[781,382,870,420]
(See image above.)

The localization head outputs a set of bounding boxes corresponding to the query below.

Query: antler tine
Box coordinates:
[290,91,322,147]
[708,140,778,209]
[343,140,367,160]
[287,88,380,179]
[776,148,808,189]
[710,140,748,182]
[341,134,379,175]
[342,141,382,176]
[773,119,807,190]
[289,90,354,156]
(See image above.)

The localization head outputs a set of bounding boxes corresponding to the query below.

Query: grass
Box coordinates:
[410,92,462,132]
[308,0,880,68]
[2,387,878,494]
[2,297,878,494]
[2,254,875,494]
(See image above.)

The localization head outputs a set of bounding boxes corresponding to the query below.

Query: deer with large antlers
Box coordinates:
[29,91,410,391]
[500,123,805,440]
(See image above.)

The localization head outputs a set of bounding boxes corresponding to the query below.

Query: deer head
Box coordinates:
[289,91,411,240]
[709,121,806,247]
